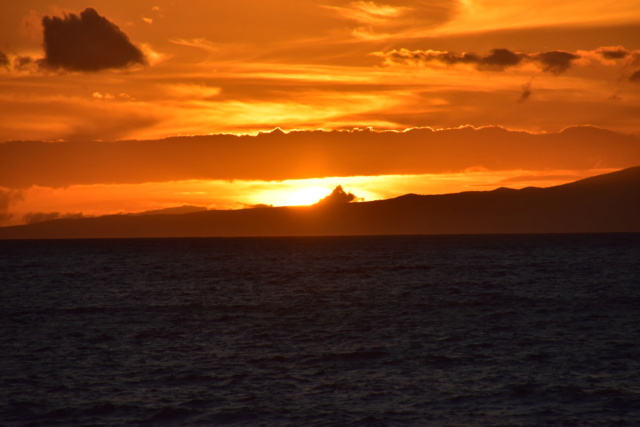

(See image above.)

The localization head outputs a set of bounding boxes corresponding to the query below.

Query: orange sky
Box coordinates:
[1,1,640,225]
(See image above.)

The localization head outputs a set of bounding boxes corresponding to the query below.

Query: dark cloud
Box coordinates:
[23,211,83,224]
[379,48,580,73]
[41,8,146,72]
[386,49,521,71]
[596,46,629,60]
[13,56,38,71]
[480,49,523,70]
[1,127,639,188]
[0,51,9,69]
[534,51,580,74]
[317,186,359,205]
[518,80,533,103]
[389,50,478,65]
[630,70,640,83]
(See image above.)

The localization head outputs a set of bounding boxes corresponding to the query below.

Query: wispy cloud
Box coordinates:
[323,0,458,39]
[431,0,640,35]
[325,1,413,25]
[170,38,221,54]
[163,83,222,99]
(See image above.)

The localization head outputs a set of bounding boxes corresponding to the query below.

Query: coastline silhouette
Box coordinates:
[1,166,639,239]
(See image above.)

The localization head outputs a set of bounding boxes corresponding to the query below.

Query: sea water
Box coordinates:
[1,234,639,426]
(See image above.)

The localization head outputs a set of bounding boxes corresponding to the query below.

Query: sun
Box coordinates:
[284,186,331,206]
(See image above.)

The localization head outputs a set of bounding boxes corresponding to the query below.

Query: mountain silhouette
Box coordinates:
[1,167,639,239]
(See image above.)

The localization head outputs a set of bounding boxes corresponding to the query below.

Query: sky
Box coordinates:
[1,1,640,225]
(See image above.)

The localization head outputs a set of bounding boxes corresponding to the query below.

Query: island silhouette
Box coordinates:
[1,166,639,239]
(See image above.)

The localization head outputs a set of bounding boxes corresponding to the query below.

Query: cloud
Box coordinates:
[518,80,533,103]
[41,8,146,72]
[326,1,413,26]
[1,126,639,189]
[0,91,162,142]
[479,48,523,70]
[534,51,580,74]
[630,70,640,83]
[164,84,222,99]
[596,46,629,60]
[0,52,8,69]
[376,48,583,73]
[427,1,640,37]
[13,56,38,72]
[379,46,640,80]
[170,38,221,54]
[317,185,359,204]
[0,188,24,223]
[323,0,459,33]
[23,211,83,224]
[381,49,480,67]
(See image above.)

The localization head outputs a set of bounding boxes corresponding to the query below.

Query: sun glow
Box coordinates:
[283,186,332,206]
[2,169,618,226]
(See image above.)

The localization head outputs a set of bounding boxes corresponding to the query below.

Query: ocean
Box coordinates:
[1,234,639,426]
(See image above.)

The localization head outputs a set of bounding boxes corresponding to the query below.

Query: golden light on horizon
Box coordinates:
[1,169,617,227]
[280,186,332,207]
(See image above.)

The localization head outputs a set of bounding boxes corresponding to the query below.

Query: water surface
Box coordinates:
[1,234,639,426]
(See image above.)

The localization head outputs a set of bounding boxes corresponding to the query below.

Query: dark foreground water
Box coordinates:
[1,234,639,426]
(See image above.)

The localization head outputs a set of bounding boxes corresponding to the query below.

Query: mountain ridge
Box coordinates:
[1,167,639,239]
